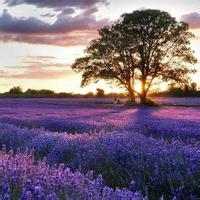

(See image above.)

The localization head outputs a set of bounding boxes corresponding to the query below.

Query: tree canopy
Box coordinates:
[72,9,197,104]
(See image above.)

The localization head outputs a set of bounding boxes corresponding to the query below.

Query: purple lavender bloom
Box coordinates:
[0,150,144,200]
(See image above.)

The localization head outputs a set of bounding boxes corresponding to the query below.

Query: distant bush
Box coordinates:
[9,86,23,94]
[57,92,74,98]
[96,88,105,97]
[25,89,38,95]
[85,92,94,97]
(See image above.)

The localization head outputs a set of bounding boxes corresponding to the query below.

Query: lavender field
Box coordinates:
[0,98,200,199]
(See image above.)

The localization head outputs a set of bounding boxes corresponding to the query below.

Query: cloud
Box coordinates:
[0,8,109,46]
[26,56,56,60]
[0,10,50,34]
[4,0,109,10]
[5,70,71,79]
[181,12,200,29]
[196,36,200,40]
[59,8,75,16]
[6,56,71,70]
[0,67,73,79]
[7,62,71,70]
[0,70,9,78]
[40,13,56,18]
[0,1,110,80]
[0,9,108,34]
[0,56,74,80]
[0,32,98,47]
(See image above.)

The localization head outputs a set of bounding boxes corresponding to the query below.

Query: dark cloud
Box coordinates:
[0,7,109,46]
[0,9,108,34]
[0,10,50,34]
[82,6,99,16]
[59,8,75,16]
[4,0,108,10]
[181,12,200,29]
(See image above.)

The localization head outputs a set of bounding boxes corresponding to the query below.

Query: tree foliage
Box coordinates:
[72,9,197,104]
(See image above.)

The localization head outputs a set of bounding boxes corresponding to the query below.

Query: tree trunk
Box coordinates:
[128,85,136,104]
[140,92,147,104]
[140,80,147,104]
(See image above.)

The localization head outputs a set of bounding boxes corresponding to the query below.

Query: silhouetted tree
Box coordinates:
[123,9,197,103]
[72,9,197,104]
[96,88,105,97]
[38,89,54,95]
[191,82,197,92]
[25,89,38,95]
[9,86,22,94]
[85,92,94,97]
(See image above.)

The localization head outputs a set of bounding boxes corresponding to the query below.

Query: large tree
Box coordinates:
[122,9,197,103]
[72,9,197,104]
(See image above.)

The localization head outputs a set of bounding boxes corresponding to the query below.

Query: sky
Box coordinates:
[0,0,199,93]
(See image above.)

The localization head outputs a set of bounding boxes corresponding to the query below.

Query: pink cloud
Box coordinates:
[0,69,73,79]
[1,56,74,80]
[181,12,200,29]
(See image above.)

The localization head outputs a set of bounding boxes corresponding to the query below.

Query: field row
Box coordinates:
[1,104,200,143]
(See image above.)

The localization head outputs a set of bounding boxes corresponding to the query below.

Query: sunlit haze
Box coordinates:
[0,0,199,93]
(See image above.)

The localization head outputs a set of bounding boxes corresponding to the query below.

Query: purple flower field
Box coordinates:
[0,98,200,141]
[0,146,143,200]
[0,98,200,199]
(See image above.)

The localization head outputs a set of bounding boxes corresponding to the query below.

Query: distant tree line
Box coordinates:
[1,84,200,99]
[0,86,126,98]
[150,82,200,97]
